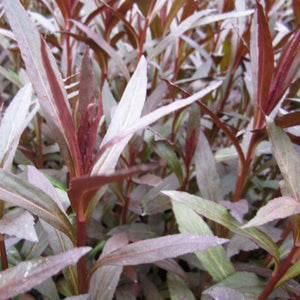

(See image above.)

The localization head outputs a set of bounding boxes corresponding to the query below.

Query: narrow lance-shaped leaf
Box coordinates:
[266,27,300,115]
[267,118,300,201]
[89,233,127,300]
[94,81,222,164]
[89,233,229,277]
[250,1,274,123]
[0,83,39,170]
[3,0,82,177]
[0,247,91,299]
[172,201,235,282]
[0,168,76,244]
[195,131,223,203]
[163,191,280,262]
[241,197,300,229]
[168,273,196,300]
[27,166,78,294]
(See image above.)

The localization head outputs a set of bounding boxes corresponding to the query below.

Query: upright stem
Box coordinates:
[0,234,8,271]
[76,215,87,293]
[258,245,300,300]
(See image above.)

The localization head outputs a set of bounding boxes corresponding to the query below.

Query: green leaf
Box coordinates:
[275,259,300,289]
[153,141,184,186]
[0,168,76,245]
[241,197,300,229]
[163,191,280,262]
[172,201,235,282]
[204,272,263,299]
[266,118,300,201]
[168,273,196,300]
[0,247,91,299]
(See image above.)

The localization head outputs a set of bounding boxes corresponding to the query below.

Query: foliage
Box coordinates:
[0,0,300,299]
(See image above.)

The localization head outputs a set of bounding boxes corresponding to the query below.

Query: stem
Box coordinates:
[258,245,300,300]
[0,234,8,271]
[76,215,87,294]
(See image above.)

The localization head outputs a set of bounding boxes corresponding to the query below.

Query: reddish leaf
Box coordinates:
[68,163,161,220]
[250,0,274,121]
[241,197,300,229]
[266,27,300,115]
[0,247,91,299]
[3,0,82,177]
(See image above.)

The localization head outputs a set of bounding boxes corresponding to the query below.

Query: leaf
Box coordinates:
[220,200,249,224]
[0,83,39,170]
[204,286,255,300]
[275,259,300,289]
[91,55,147,175]
[204,272,264,299]
[3,0,82,177]
[163,191,280,262]
[172,201,235,282]
[27,166,78,294]
[0,168,76,245]
[140,274,164,300]
[267,118,300,201]
[91,233,228,275]
[266,27,300,115]
[153,141,184,186]
[250,1,274,116]
[96,81,222,164]
[72,20,130,81]
[68,163,160,220]
[241,197,300,229]
[0,208,38,242]
[167,273,196,300]
[0,247,91,299]
[195,131,223,203]
[89,233,127,300]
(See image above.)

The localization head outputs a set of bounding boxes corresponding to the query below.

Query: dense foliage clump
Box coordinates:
[0,0,300,299]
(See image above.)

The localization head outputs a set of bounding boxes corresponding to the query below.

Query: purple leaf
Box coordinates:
[241,196,300,229]
[3,0,82,177]
[95,233,228,267]
[0,247,91,299]
[220,199,248,223]
[0,83,39,170]
[0,208,37,242]
[0,168,76,244]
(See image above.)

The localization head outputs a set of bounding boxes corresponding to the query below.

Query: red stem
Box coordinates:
[258,245,300,300]
[0,234,8,270]
[76,215,87,293]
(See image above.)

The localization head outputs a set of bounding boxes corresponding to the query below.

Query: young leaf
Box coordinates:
[0,168,76,244]
[91,55,147,175]
[250,0,274,118]
[267,118,300,201]
[163,191,280,262]
[0,247,91,299]
[195,131,223,203]
[0,208,38,242]
[3,0,82,177]
[167,273,196,300]
[241,197,300,229]
[172,201,235,282]
[0,83,39,170]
